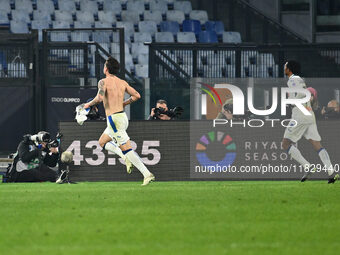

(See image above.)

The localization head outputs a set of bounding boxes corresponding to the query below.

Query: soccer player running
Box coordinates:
[84,57,155,186]
[281,60,338,183]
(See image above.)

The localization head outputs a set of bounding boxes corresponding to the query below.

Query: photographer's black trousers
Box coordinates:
[11,164,58,182]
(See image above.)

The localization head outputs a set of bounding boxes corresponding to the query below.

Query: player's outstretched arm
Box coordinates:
[84,80,106,108]
[123,82,141,107]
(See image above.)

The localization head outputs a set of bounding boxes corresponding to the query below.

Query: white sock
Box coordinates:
[288,145,311,169]
[124,149,151,178]
[318,148,334,176]
[104,142,125,159]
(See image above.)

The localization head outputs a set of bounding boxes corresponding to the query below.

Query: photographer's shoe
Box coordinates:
[56,170,69,184]
[125,158,134,174]
[141,173,155,186]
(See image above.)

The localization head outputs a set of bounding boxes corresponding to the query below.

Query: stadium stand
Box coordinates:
[5,0,253,79]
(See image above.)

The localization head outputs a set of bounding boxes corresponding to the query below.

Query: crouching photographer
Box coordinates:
[147,99,183,120]
[6,131,72,183]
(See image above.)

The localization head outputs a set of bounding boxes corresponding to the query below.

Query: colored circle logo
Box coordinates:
[196,131,236,167]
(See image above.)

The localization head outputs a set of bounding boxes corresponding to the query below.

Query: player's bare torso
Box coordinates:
[102,75,127,116]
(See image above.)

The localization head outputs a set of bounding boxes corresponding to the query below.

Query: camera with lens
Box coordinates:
[47,132,63,149]
[153,106,184,119]
[23,131,63,149]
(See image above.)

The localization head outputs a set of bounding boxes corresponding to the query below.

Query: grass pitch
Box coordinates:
[0,181,339,255]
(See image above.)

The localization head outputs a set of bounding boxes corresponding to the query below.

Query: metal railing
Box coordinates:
[42,28,127,86]
[149,43,340,80]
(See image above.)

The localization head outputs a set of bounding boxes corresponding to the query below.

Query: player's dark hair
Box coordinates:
[286,60,301,75]
[157,99,167,105]
[106,56,120,75]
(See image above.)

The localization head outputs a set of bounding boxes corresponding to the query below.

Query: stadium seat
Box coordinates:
[173,1,192,14]
[125,54,134,72]
[189,10,208,23]
[138,21,157,35]
[126,1,145,14]
[137,54,148,65]
[71,31,90,42]
[222,31,242,43]
[198,31,218,43]
[205,21,225,35]
[10,20,29,33]
[11,10,31,23]
[166,10,185,24]
[76,11,95,23]
[143,10,163,23]
[150,0,168,14]
[15,0,33,12]
[98,11,117,24]
[111,42,130,55]
[116,21,135,40]
[160,21,179,35]
[182,19,201,36]
[177,32,196,43]
[36,0,55,12]
[52,20,70,29]
[54,10,73,22]
[80,0,98,12]
[33,10,52,22]
[121,11,141,24]
[134,32,152,43]
[31,20,50,41]
[155,31,174,42]
[94,21,112,28]
[74,21,92,29]
[93,31,111,43]
[0,0,11,13]
[58,0,76,12]
[102,0,122,12]
[131,42,148,58]
[0,10,9,24]
[111,32,123,43]
[135,64,148,78]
